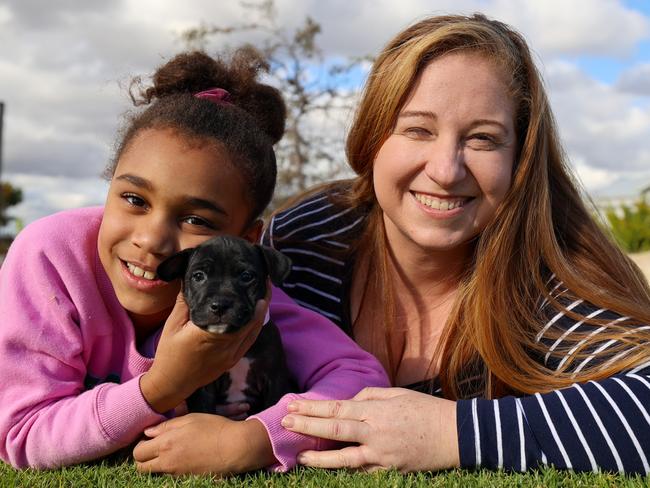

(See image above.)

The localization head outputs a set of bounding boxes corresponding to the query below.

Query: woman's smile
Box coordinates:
[410,191,474,215]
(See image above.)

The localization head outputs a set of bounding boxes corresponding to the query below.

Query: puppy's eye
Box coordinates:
[240,270,255,284]
[192,271,207,283]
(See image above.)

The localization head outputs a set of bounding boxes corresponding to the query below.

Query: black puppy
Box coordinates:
[157,235,295,415]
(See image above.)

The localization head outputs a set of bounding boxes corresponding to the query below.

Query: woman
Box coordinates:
[266,14,650,474]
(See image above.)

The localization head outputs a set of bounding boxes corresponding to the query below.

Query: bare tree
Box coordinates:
[182,0,369,208]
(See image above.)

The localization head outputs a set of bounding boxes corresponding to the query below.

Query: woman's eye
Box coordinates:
[404,127,432,138]
[240,270,255,283]
[467,133,499,150]
[122,193,146,208]
[192,271,207,283]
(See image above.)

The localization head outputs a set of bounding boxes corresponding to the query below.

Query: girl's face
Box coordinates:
[373,52,517,259]
[98,128,259,331]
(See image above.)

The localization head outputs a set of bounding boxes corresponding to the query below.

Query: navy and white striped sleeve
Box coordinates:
[457,361,650,474]
[456,295,650,477]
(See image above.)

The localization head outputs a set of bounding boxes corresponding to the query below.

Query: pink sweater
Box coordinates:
[0,207,388,470]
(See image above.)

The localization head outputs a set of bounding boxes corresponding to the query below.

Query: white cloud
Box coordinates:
[254,0,650,59]
[0,4,12,24]
[616,63,650,95]
[2,173,109,231]
[490,0,650,57]
[571,156,619,192]
[0,57,124,177]
[550,66,650,197]
[2,0,116,30]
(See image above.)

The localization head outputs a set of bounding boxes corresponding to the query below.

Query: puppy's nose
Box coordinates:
[209,299,234,315]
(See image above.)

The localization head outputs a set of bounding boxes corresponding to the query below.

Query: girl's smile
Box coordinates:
[124,260,159,281]
[120,259,167,290]
[98,127,260,333]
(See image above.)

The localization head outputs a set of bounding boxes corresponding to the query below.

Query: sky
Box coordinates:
[1,0,649,230]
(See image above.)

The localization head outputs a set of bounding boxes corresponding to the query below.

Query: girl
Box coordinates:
[0,48,388,474]
[260,15,650,474]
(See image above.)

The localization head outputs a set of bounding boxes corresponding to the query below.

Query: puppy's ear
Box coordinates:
[157,248,196,282]
[256,245,292,286]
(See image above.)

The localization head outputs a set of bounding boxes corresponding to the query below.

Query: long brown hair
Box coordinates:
[335,14,650,398]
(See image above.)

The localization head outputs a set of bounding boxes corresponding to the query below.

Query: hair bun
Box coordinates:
[238,83,286,145]
[130,48,286,144]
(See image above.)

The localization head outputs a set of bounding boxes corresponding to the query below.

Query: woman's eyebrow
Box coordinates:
[399,112,509,131]
[468,119,510,133]
[399,110,436,120]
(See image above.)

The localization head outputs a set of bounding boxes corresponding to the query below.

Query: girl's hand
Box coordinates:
[140,287,270,413]
[133,414,276,476]
[281,387,460,473]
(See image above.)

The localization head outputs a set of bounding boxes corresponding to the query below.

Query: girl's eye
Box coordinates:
[122,193,147,208]
[192,271,207,283]
[240,270,255,283]
[184,216,214,229]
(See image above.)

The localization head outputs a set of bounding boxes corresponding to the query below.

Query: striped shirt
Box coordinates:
[263,189,650,474]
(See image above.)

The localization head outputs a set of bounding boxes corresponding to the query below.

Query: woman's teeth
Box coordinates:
[413,193,466,211]
[126,262,157,280]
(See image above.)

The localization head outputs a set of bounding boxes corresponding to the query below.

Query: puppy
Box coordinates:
[157,235,295,415]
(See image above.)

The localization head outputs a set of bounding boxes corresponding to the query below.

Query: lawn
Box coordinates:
[2,460,649,487]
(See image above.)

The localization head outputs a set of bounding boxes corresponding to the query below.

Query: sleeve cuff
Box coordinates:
[457,399,479,469]
[95,374,167,444]
[248,392,341,472]
[457,396,542,472]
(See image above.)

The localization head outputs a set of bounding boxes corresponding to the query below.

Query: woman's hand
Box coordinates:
[140,288,269,413]
[133,414,276,476]
[281,387,459,473]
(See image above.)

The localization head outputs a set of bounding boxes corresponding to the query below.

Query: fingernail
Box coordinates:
[287,402,298,412]
[297,453,308,464]
[281,415,294,428]
[144,428,155,437]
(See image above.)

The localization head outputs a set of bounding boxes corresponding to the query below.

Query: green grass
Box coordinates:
[1,461,649,487]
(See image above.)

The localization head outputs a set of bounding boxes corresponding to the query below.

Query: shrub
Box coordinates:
[605,194,650,253]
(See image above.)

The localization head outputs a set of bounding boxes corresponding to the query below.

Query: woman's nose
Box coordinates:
[423,136,466,188]
[131,215,176,256]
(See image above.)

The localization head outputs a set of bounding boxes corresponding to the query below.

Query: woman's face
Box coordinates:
[98,128,259,332]
[373,52,517,257]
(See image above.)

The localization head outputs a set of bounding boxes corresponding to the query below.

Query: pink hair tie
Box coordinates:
[194,87,232,105]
